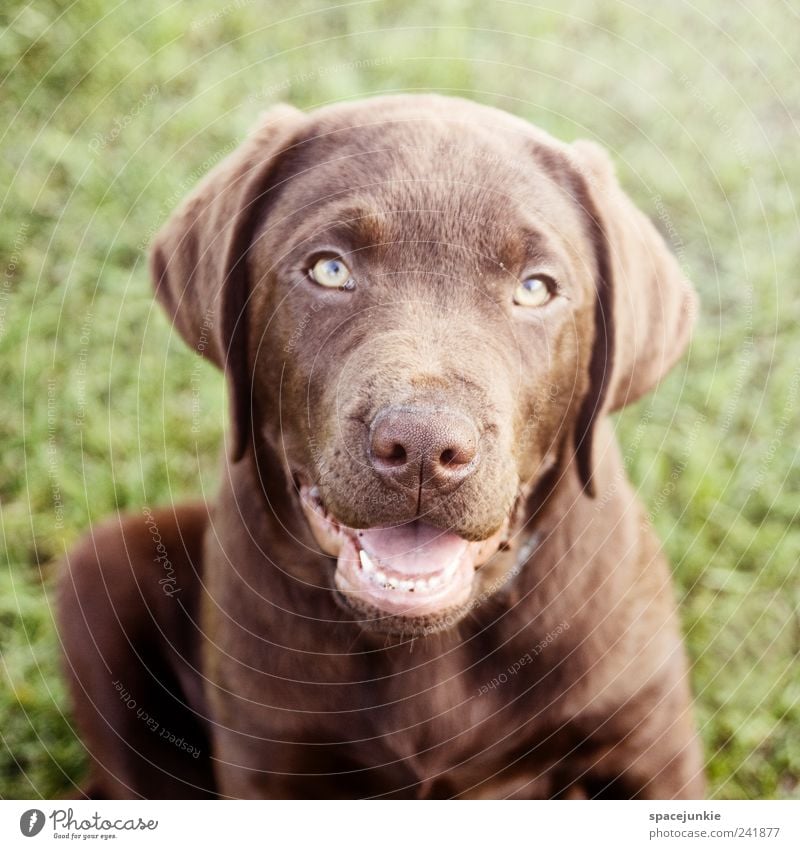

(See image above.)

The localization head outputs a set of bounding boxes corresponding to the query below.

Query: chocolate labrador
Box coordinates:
[58,94,704,799]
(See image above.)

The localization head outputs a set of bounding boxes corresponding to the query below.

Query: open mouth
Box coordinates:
[299,484,509,621]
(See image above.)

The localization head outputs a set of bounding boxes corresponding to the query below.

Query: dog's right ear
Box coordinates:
[150,103,304,461]
[567,140,698,496]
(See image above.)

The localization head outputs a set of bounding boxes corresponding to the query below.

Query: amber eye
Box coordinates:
[309,257,354,289]
[514,274,555,307]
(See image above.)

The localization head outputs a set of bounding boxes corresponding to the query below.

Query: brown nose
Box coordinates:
[369,406,479,493]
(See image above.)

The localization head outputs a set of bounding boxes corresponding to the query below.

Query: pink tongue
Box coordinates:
[357,521,469,577]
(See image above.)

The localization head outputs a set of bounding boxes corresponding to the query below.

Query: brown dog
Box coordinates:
[58,94,704,799]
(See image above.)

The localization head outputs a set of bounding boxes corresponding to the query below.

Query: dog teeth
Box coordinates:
[357,549,456,593]
[443,559,459,580]
[358,549,375,573]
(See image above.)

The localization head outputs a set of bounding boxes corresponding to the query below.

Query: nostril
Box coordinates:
[386,443,407,466]
[369,405,479,488]
[371,423,410,467]
[437,444,475,470]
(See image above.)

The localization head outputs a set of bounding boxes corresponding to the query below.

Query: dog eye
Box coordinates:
[514,274,554,308]
[309,257,355,289]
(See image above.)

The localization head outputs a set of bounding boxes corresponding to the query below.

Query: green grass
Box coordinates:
[1,0,798,799]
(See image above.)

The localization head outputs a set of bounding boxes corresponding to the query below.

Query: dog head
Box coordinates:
[151,95,696,634]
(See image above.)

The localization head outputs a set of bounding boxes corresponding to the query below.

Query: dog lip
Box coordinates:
[297,481,511,620]
[297,482,507,565]
[334,532,475,616]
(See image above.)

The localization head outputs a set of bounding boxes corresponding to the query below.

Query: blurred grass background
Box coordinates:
[1,0,798,798]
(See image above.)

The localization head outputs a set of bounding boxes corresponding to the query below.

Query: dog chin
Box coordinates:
[298,484,510,633]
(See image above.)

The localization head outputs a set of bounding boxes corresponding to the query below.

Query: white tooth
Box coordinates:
[359,549,375,572]
[414,579,428,592]
[428,574,442,589]
[373,569,387,586]
[446,555,463,578]
[387,576,399,589]
[399,580,414,592]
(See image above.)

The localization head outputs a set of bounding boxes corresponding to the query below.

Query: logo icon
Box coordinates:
[19,809,45,837]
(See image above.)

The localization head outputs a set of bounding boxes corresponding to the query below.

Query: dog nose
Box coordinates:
[369,406,479,492]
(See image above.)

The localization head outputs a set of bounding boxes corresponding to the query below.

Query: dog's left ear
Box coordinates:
[150,104,304,461]
[569,140,699,496]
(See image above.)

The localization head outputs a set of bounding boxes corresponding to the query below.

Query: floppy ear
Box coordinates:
[150,103,304,461]
[570,140,698,496]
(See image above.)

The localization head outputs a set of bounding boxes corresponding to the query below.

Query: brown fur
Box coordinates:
[58,95,703,798]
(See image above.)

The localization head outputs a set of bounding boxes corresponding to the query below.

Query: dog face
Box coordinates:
[152,95,696,634]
